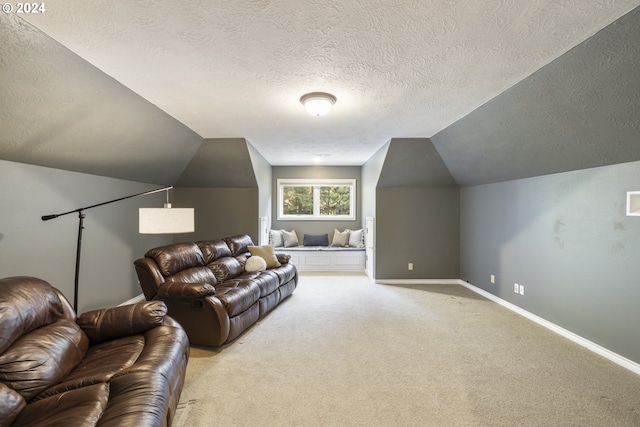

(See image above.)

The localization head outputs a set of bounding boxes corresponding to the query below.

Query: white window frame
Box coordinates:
[277,179,356,221]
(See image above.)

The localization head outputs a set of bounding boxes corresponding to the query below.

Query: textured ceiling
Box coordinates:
[20,0,640,166]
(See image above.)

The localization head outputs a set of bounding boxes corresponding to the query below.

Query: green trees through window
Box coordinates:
[319,186,351,216]
[282,186,313,215]
[279,179,355,220]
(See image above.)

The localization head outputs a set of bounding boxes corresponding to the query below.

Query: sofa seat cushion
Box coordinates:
[248,270,280,297]
[215,280,261,317]
[0,319,89,401]
[12,383,109,427]
[35,334,145,400]
[208,257,244,282]
[271,262,298,285]
[127,326,189,379]
[98,371,173,427]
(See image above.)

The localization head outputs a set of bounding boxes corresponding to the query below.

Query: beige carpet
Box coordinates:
[174,272,640,427]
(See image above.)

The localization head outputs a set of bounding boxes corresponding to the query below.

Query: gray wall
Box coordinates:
[374,139,460,280]
[176,139,257,188]
[271,166,363,239]
[174,138,263,243]
[172,188,259,243]
[376,188,460,279]
[461,160,640,363]
[0,159,171,313]
[378,139,458,188]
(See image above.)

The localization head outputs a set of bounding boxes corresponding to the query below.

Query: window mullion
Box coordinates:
[313,186,320,217]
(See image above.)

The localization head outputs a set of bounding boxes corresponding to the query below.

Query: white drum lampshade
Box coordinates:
[139,205,194,234]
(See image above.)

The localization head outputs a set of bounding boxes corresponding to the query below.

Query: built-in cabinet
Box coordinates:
[627,191,640,216]
[366,216,375,279]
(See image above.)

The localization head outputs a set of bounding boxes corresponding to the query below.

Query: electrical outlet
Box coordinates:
[514,283,519,293]
[408,262,414,271]
[490,274,495,284]
[519,285,525,295]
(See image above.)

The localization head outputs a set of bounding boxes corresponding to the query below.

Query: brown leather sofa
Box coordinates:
[134,234,298,348]
[0,276,189,427]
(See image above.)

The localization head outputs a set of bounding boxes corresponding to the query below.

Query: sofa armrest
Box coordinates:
[77,301,167,344]
[276,253,290,264]
[158,281,216,299]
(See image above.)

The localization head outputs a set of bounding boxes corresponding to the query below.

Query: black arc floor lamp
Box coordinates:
[41,185,194,312]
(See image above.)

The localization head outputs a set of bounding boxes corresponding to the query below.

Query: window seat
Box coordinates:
[274,246,365,271]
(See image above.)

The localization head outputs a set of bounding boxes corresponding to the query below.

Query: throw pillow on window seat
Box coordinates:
[346,228,365,248]
[281,229,299,247]
[303,234,329,246]
[269,229,284,247]
[331,229,350,247]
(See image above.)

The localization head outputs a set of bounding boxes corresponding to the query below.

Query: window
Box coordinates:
[278,179,356,220]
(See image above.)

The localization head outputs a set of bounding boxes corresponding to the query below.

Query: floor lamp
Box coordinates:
[41,185,194,312]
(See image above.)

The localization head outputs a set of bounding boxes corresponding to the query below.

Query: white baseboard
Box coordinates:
[461,280,640,376]
[376,278,640,376]
[375,279,461,285]
[119,294,146,306]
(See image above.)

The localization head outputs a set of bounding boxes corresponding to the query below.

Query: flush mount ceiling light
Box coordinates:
[300,92,337,116]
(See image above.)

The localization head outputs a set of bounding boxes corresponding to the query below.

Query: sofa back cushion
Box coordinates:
[0,276,66,354]
[0,319,89,401]
[208,257,244,282]
[196,240,233,264]
[223,234,254,257]
[145,242,205,277]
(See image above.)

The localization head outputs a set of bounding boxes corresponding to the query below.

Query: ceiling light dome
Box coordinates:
[300,92,337,116]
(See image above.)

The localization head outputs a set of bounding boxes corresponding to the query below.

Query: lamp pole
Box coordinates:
[74,210,85,312]
[41,186,172,312]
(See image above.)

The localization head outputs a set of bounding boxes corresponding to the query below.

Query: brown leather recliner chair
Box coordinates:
[134,234,298,348]
[0,276,189,427]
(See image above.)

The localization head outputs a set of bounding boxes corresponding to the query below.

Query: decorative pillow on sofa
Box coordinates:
[245,255,267,273]
[331,229,350,247]
[269,230,284,247]
[347,228,365,248]
[248,245,281,268]
[281,229,299,247]
[303,234,329,246]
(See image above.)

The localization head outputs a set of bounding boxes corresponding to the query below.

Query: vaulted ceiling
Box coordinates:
[1,1,639,186]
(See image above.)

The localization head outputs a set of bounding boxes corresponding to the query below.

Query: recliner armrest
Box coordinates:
[77,301,167,344]
[158,282,216,299]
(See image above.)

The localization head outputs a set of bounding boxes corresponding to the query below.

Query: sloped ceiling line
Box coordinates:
[431,6,640,186]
